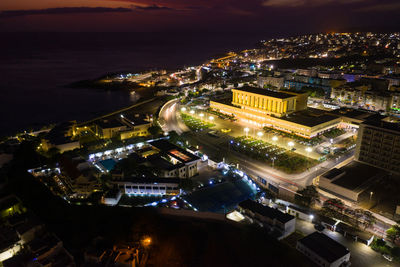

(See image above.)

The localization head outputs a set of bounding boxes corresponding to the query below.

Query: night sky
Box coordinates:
[1,0,400,33]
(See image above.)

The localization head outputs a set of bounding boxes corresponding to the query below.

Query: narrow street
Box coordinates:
[296,220,396,267]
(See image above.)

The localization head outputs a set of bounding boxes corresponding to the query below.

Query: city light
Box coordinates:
[257,131,263,138]
[141,237,152,248]
[209,116,214,121]
[288,141,295,147]
[244,127,250,137]
[272,136,278,141]
[306,147,312,153]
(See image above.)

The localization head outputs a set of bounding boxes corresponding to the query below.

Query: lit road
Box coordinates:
[296,220,397,267]
[159,100,354,190]
[159,99,189,134]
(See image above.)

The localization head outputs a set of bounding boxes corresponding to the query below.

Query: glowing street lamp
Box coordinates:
[257,131,263,138]
[244,127,250,137]
[272,136,278,142]
[288,141,295,147]
[141,236,152,248]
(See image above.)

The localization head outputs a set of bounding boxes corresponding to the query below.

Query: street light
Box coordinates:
[370,191,374,202]
[257,131,263,138]
[288,141,295,147]
[271,156,276,167]
[209,116,214,122]
[244,127,250,137]
[306,147,312,153]
[272,136,278,142]
[141,236,152,248]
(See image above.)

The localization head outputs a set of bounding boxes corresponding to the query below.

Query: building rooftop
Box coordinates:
[321,161,385,193]
[233,86,296,99]
[331,162,384,191]
[328,108,379,121]
[363,118,400,133]
[298,232,349,263]
[119,177,181,184]
[322,168,344,180]
[283,111,339,127]
[120,115,150,127]
[95,118,126,129]
[0,226,19,251]
[147,154,179,171]
[239,199,294,224]
[45,122,76,145]
[149,139,200,163]
[28,233,61,255]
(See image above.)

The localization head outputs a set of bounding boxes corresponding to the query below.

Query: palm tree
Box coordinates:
[386,224,400,243]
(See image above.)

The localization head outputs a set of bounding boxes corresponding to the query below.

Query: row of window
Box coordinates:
[118,185,179,190]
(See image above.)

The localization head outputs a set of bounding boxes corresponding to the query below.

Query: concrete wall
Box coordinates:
[319,176,360,202]
[296,242,350,267]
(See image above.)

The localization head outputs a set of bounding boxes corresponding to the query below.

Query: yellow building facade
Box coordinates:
[231,88,300,117]
[210,87,339,138]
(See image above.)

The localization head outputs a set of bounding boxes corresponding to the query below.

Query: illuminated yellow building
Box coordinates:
[231,87,306,117]
[210,87,340,138]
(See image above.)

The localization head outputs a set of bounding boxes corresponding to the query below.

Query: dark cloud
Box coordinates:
[0,7,133,18]
[131,4,174,11]
[262,0,365,8]
[1,0,400,32]
[356,2,400,12]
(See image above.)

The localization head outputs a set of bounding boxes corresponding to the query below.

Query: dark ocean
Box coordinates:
[0,32,269,136]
